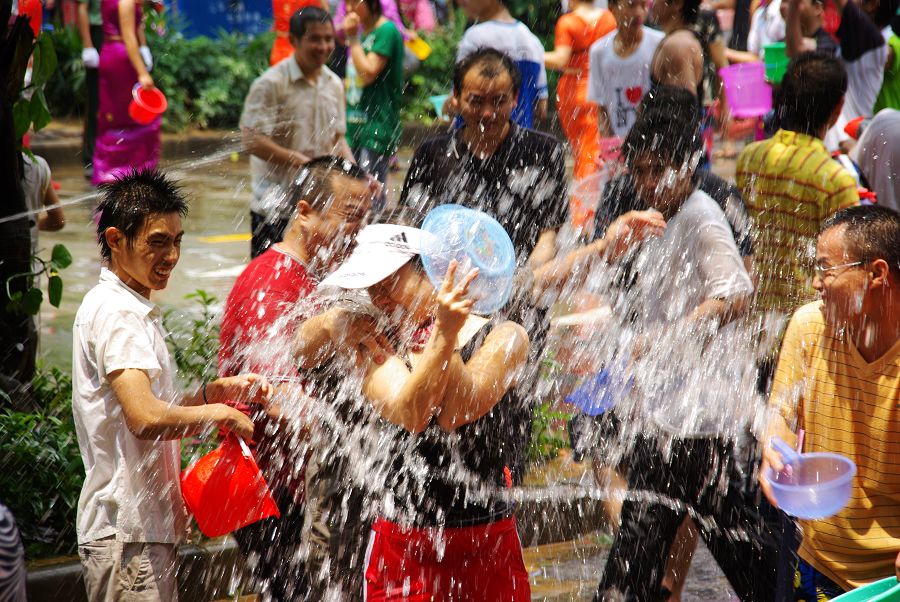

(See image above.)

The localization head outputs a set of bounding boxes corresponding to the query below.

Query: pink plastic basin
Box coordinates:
[719,62,773,119]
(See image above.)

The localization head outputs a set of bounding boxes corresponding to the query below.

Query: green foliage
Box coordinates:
[507,0,561,41]
[163,289,221,387]
[13,33,57,145]
[400,10,467,123]
[44,13,272,132]
[43,26,86,118]
[0,366,82,559]
[528,400,572,463]
[5,244,72,316]
[147,14,273,131]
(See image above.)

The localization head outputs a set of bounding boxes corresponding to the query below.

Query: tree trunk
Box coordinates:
[0,0,38,394]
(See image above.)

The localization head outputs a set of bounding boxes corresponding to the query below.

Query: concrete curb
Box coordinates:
[26,495,608,600]
[27,537,250,602]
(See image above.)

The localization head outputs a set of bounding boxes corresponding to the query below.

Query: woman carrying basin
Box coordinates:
[92,0,160,185]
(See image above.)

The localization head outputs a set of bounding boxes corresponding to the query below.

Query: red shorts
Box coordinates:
[364,516,531,601]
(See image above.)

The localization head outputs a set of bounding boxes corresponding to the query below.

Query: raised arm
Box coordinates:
[533,210,666,294]
[783,0,809,58]
[362,263,478,433]
[344,14,390,86]
[436,321,529,431]
[118,0,153,89]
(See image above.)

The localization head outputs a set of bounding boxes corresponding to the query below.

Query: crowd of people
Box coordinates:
[2,0,900,601]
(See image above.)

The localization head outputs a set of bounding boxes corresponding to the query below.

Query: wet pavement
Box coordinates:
[36,139,740,601]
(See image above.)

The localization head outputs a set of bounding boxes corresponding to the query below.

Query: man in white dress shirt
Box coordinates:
[73,169,272,601]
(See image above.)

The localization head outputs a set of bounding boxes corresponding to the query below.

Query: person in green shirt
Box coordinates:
[873,33,900,113]
[343,0,405,211]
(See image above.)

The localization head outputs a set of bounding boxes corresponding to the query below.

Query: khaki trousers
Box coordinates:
[79,537,178,602]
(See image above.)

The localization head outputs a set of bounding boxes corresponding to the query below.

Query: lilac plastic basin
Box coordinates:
[768,452,856,520]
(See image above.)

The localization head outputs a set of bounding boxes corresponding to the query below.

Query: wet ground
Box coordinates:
[36,138,740,601]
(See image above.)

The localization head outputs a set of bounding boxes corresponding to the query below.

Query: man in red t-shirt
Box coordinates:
[219,155,386,601]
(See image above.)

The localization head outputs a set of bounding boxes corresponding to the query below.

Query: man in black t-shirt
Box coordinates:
[398,48,568,482]
[398,48,568,269]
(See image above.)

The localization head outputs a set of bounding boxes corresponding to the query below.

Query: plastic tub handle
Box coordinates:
[771,436,802,466]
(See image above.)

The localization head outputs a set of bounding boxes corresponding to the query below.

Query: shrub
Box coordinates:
[0,366,82,559]
[44,13,272,132]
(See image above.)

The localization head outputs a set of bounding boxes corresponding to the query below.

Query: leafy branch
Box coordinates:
[5,243,72,315]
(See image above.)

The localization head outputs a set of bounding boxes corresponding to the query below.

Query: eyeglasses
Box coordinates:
[813,261,866,278]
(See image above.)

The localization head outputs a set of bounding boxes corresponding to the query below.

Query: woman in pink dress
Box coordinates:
[92,0,160,185]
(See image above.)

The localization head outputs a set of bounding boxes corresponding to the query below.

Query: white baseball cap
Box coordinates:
[319,224,436,289]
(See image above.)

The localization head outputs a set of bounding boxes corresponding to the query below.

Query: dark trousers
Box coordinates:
[82,25,103,168]
[232,489,310,602]
[596,436,799,602]
[250,211,290,258]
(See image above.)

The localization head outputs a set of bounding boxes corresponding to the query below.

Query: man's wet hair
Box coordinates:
[359,0,383,17]
[776,52,847,136]
[821,205,900,278]
[872,0,898,29]
[95,168,188,262]
[624,85,704,177]
[288,155,371,213]
[452,48,522,95]
[289,6,332,39]
[674,0,702,25]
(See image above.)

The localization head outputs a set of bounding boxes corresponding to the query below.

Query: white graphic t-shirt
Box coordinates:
[587,27,665,138]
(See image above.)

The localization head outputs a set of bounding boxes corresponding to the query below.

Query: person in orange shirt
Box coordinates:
[271,0,329,64]
[545,1,616,180]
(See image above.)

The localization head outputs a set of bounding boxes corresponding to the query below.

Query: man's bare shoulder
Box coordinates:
[662,29,703,52]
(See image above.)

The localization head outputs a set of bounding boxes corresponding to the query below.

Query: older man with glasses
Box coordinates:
[760,205,900,600]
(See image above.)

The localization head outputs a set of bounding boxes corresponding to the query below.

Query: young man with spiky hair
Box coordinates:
[73,168,272,602]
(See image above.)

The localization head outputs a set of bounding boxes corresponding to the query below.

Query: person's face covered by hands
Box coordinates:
[629,153,696,219]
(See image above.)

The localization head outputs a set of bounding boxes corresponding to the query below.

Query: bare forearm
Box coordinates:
[785,2,804,57]
[126,401,225,440]
[243,130,309,169]
[686,296,747,327]
[533,238,606,294]
[527,230,558,271]
[763,413,796,447]
[349,41,378,84]
[77,4,93,47]
[544,47,572,70]
[121,29,148,77]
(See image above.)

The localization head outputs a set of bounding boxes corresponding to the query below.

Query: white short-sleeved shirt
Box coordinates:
[587,27,664,139]
[22,153,51,257]
[632,190,755,435]
[746,0,785,57]
[240,58,346,220]
[72,268,188,544]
